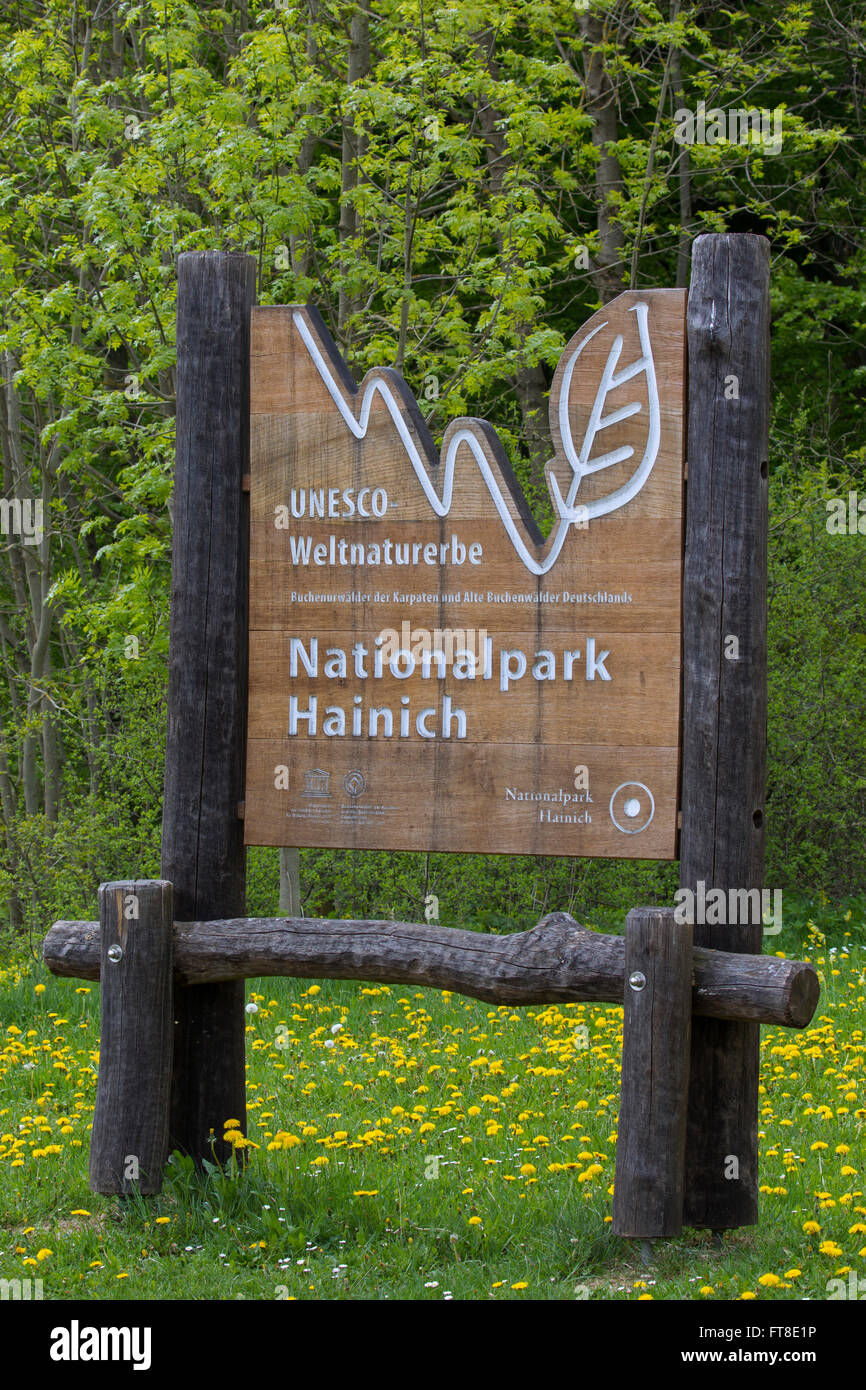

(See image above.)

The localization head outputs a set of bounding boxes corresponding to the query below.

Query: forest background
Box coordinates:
[0,0,864,947]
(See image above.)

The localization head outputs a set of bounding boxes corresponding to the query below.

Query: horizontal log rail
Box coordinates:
[44,910,818,1029]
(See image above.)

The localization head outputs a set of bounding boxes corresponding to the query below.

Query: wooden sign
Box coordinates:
[245,289,686,857]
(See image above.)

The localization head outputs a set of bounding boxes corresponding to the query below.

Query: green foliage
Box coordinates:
[0,660,166,949]
[286,846,678,933]
[766,457,866,892]
[0,0,864,934]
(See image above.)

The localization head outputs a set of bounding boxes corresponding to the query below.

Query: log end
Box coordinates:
[43,921,100,979]
[785,960,820,1029]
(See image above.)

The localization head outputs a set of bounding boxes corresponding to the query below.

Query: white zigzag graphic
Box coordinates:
[292,301,660,578]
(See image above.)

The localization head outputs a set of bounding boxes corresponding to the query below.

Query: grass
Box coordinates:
[0,906,863,1301]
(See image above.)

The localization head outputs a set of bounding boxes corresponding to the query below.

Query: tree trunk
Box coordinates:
[42,646,59,822]
[338,3,370,342]
[475,29,552,499]
[670,42,692,288]
[578,14,626,303]
[279,847,301,916]
[291,0,323,282]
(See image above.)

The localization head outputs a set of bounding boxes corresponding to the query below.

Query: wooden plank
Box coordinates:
[613,906,693,1237]
[89,881,174,1195]
[163,251,256,1165]
[246,629,682,746]
[248,550,684,635]
[245,289,686,856]
[243,738,678,858]
[44,914,819,1028]
[679,233,771,1229]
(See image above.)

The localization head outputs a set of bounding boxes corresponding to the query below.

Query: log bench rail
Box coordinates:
[43,887,819,1237]
[45,907,818,1028]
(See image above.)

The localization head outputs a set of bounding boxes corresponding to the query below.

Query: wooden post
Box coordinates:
[89,881,174,1195]
[163,250,256,1164]
[613,907,693,1238]
[679,233,770,1228]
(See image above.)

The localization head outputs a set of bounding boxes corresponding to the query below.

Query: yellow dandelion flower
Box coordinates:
[758,1273,781,1287]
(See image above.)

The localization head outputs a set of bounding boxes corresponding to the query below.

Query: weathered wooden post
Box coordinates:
[163,250,257,1163]
[613,907,693,1237]
[679,233,770,1229]
[89,881,174,1194]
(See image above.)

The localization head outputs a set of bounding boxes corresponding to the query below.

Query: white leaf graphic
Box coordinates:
[548,301,661,530]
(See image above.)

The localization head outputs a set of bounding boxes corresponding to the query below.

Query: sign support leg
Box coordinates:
[613,906,693,1238]
[163,251,257,1165]
[89,881,174,1195]
[680,233,770,1228]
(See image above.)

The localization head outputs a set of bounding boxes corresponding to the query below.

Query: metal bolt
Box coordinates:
[107,944,123,963]
[628,971,646,991]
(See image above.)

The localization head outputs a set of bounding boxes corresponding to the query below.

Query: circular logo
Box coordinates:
[609,781,655,834]
[343,770,366,798]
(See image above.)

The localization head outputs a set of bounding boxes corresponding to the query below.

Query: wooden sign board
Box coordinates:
[245,289,686,857]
